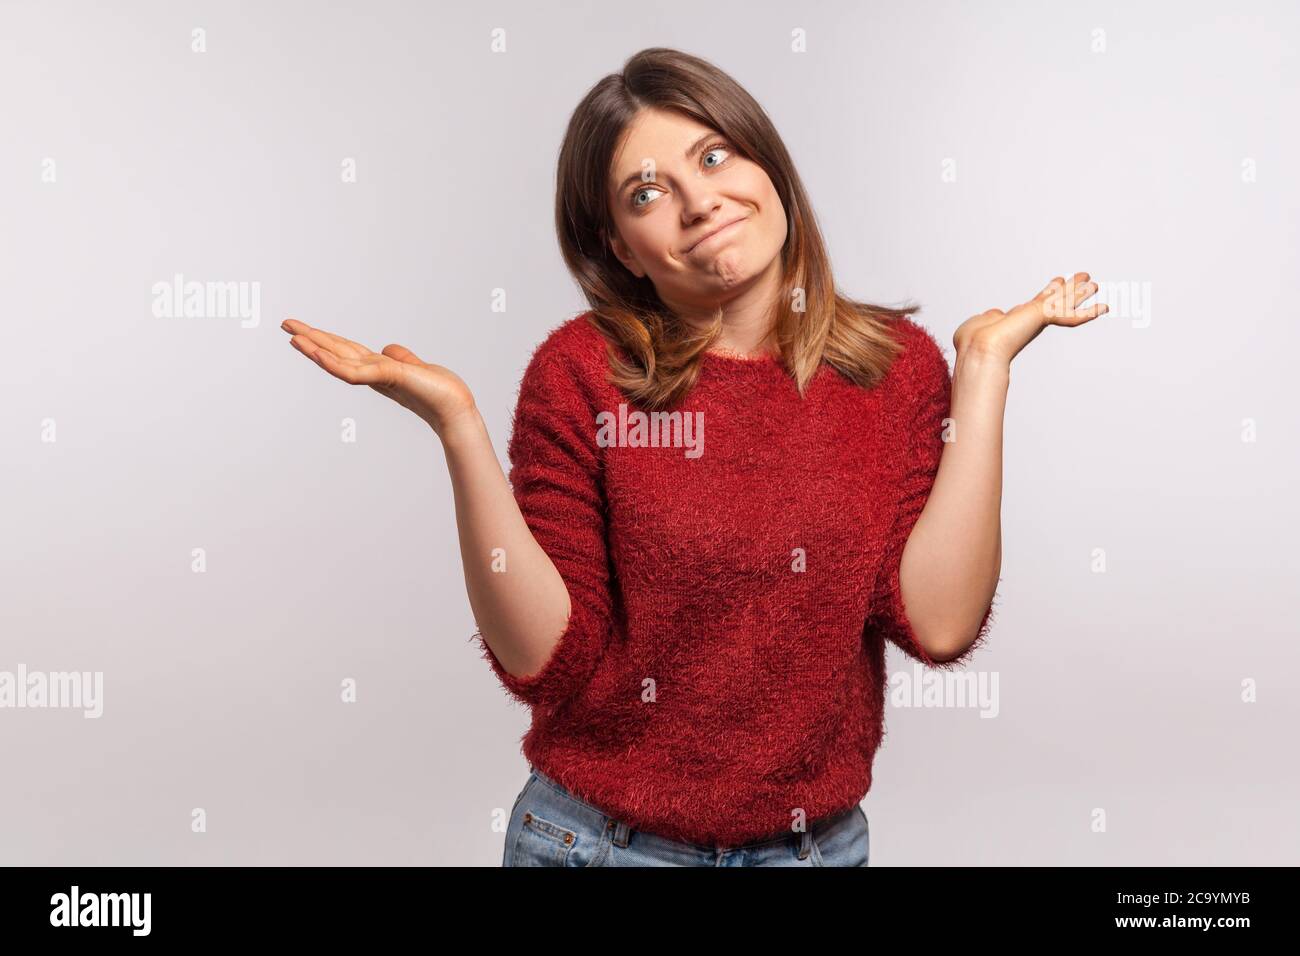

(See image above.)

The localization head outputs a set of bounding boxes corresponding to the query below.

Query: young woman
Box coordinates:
[280,48,1106,867]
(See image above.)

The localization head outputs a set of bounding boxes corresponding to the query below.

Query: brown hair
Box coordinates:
[555,47,920,411]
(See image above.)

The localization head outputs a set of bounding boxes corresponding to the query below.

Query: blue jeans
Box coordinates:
[502,766,870,867]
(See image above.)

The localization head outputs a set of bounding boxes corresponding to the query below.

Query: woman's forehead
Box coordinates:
[608,110,720,188]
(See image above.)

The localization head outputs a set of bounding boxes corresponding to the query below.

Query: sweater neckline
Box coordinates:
[702,346,781,366]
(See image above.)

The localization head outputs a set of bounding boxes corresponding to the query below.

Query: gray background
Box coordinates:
[2,0,1297,865]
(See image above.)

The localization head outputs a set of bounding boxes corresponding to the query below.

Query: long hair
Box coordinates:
[555,47,920,411]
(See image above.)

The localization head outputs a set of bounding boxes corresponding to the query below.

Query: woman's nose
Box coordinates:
[678,179,724,222]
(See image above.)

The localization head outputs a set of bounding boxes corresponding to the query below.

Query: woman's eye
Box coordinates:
[631,186,664,209]
[702,145,731,168]
[629,145,731,210]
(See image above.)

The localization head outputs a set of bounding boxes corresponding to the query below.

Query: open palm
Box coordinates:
[954,272,1110,364]
[280,318,478,436]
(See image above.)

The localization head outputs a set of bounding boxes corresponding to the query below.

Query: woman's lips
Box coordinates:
[687,216,747,253]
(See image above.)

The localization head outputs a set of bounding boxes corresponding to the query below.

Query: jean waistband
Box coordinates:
[529,764,855,852]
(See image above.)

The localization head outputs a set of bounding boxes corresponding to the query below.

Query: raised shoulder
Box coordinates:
[508,312,614,457]
[523,311,609,375]
[879,314,952,410]
[511,311,613,407]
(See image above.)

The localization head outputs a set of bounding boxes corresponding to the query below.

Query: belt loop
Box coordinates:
[797,828,812,860]
[613,820,632,847]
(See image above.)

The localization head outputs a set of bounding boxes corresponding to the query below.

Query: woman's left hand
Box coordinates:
[953,272,1109,365]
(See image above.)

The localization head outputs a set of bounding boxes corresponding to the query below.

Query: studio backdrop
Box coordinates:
[2,0,1297,865]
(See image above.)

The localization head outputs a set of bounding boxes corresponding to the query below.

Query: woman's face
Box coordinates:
[605,107,788,314]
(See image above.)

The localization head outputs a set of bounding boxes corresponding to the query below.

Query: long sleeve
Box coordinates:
[474,340,617,713]
[866,322,997,669]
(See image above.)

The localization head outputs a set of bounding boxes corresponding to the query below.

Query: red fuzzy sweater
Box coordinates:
[476,311,997,848]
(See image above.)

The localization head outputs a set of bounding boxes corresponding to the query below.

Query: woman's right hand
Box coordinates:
[281,316,581,691]
[280,318,479,438]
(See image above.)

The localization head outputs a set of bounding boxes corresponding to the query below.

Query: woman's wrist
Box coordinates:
[434,405,488,450]
[954,345,1011,387]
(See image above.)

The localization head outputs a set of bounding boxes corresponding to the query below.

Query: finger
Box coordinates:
[289,326,370,360]
[1039,278,1100,318]
[381,343,425,365]
[1053,273,1092,298]
[289,334,329,362]
[1022,278,1063,318]
[287,332,343,369]
[289,335,367,378]
[1047,278,1098,306]
[281,319,372,358]
[313,350,401,387]
[291,336,401,386]
[1047,302,1110,327]
[1040,287,1072,319]
[1037,276,1066,298]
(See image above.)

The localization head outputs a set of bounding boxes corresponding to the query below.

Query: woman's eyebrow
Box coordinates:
[614,132,721,197]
